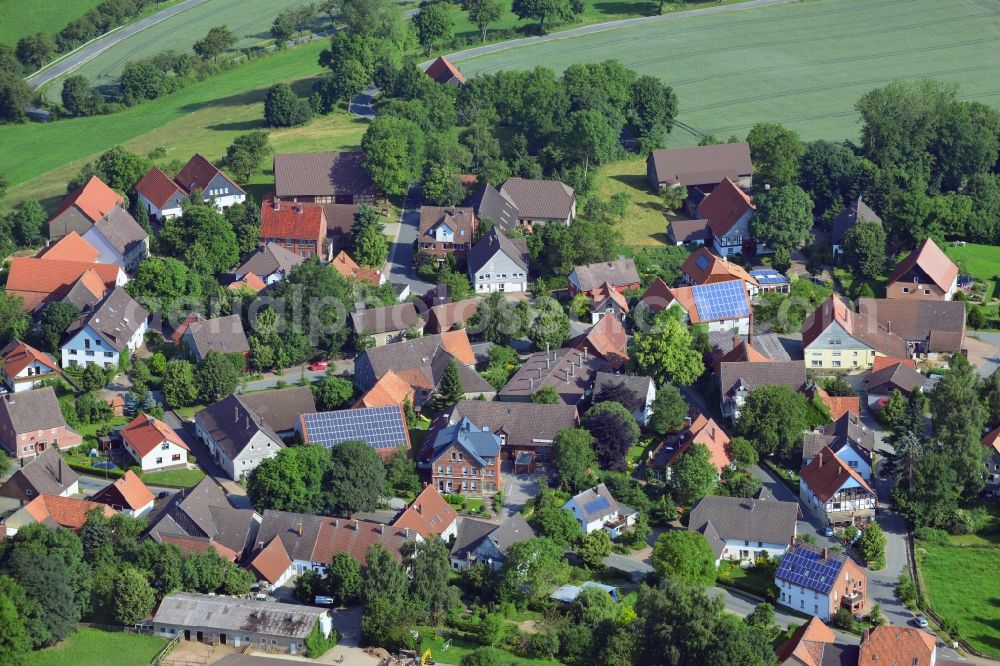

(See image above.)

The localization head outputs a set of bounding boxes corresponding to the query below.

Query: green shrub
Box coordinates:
[304,620,339,658]
[896,574,917,609]
[914,526,950,545]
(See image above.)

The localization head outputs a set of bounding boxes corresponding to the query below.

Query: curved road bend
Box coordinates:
[27,0,211,90]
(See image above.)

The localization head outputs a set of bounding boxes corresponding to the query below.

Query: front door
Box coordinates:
[184,630,191,641]
[36,441,45,453]
[196,631,203,642]
[220,634,227,645]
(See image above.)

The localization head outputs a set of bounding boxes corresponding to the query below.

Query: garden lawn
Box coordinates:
[0,0,104,47]
[717,561,777,600]
[917,543,1000,657]
[142,467,206,487]
[419,628,562,666]
[943,242,1000,282]
[457,0,1000,145]
[27,628,168,666]
[592,158,671,249]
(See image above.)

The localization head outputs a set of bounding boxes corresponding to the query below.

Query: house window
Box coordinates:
[104,352,113,358]
[161,442,170,450]
[832,361,841,367]
[85,351,94,357]
[924,289,931,295]
[812,361,822,367]
[85,339,91,349]
[156,457,163,464]
[902,287,910,294]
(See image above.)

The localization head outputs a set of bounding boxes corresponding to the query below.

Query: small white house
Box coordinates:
[89,470,156,517]
[563,483,637,540]
[81,207,149,273]
[687,494,799,566]
[467,228,530,294]
[135,155,246,221]
[1,340,61,393]
[60,287,148,370]
[121,413,190,472]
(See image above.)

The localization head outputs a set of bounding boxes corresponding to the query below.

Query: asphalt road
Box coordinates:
[971,331,1000,378]
[26,0,211,90]
[385,205,434,296]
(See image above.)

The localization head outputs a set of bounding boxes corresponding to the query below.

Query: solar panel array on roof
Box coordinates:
[584,496,611,514]
[302,406,407,450]
[692,280,750,321]
[750,269,789,286]
[775,548,842,595]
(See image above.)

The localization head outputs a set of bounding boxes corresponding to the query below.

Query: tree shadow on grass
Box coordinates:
[610,172,654,194]
[206,119,266,132]
[593,0,658,16]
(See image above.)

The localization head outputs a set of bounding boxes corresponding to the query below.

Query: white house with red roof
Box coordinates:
[121,413,190,472]
[134,154,245,220]
[695,178,757,257]
[1,340,60,393]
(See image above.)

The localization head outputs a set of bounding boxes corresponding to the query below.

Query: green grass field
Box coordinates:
[142,467,206,487]
[40,0,334,100]
[591,158,673,248]
[917,543,1000,656]
[419,627,562,666]
[943,242,1000,281]
[457,0,1000,145]
[27,628,168,666]
[0,0,105,47]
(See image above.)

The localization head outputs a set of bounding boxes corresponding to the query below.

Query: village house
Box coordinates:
[0,387,82,459]
[464,183,521,232]
[982,426,1000,497]
[498,347,609,405]
[681,247,760,296]
[422,417,503,496]
[194,395,285,480]
[6,256,125,312]
[180,314,249,365]
[802,411,875,481]
[90,470,156,517]
[857,297,966,358]
[885,237,959,300]
[234,386,316,438]
[425,298,481,334]
[499,177,576,226]
[593,372,655,425]
[467,227,529,294]
[654,280,753,334]
[145,477,260,559]
[800,447,877,527]
[151,592,332,654]
[350,302,424,347]
[646,142,753,194]
[391,484,459,541]
[775,543,868,622]
[648,412,731,482]
[450,513,535,571]
[1,340,60,393]
[319,202,359,249]
[135,154,246,220]
[80,207,149,272]
[570,312,630,369]
[859,626,937,666]
[863,358,928,409]
[801,296,909,370]
[667,217,712,246]
[418,206,477,260]
[425,55,466,86]
[297,404,411,460]
[273,151,375,205]
[776,616,856,665]
[4,495,115,536]
[719,360,807,422]
[259,201,327,259]
[61,287,149,369]
[0,447,79,503]
[830,197,881,258]
[688,494,799,565]
[120,412,190,472]
[353,370,415,409]
[48,175,126,239]
[228,242,305,286]
[696,178,758,257]
[331,250,384,286]
[563,483,638,540]
[568,258,640,297]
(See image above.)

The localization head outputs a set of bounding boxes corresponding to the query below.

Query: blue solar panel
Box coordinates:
[584,496,611,514]
[750,269,789,286]
[775,546,844,594]
[302,406,408,451]
[691,280,750,321]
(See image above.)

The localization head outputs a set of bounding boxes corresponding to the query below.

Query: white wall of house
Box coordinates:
[711,209,754,256]
[472,250,528,294]
[5,361,58,392]
[702,316,750,334]
[716,538,790,566]
[834,445,871,481]
[194,423,282,481]
[563,498,635,538]
[125,438,189,472]
[777,578,833,620]
[61,321,147,369]
[82,227,149,273]
[137,193,184,221]
[800,476,876,523]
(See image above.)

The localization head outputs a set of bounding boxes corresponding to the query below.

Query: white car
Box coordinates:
[915,616,929,628]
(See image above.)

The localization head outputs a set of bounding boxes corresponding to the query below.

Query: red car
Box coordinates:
[307,360,329,371]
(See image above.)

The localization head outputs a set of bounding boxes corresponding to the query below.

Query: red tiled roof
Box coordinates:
[391,484,457,539]
[175,154,243,195]
[871,356,915,373]
[260,201,326,241]
[36,231,100,263]
[24,495,115,530]
[159,534,238,561]
[575,315,628,367]
[639,277,673,313]
[51,176,124,224]
[888,237,958,293]
[170,314,202,346]
[776,616,836,666]
[251,537,293,584]
[425,56,466,84]
[590,283,629,314]
[983,425,1000,456]
[801,296,909,359]
[310,518,415,564]
[719,338,771,366]
[227,273,267,293]
[90,470,155,511]
[121,413,189,457]
[354,370,415,409]
[800,446,876,502]
[331,251,382,285]
[2,340,58,378]
[6,257,120,311]
[814,386,859,422]
[135,166,184,209]
[699,178,754,238]
[681,247,758,287]
[859,626,936,666]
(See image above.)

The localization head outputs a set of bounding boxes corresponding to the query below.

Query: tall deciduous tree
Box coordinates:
[736,384,809,459]
[354,223,389,268]
[628,75,678,153]
[631,309,705,387]
[61,75,103,117]
[264,83,312,128]
[193,25,237,61]
[584,401,639,471]
[362,115,426,196]
[563,109,619,181]
[512,0,577,34]
[414,2,453,54]
[113,566,156,625]
[162,359,198,408]
[500,537,571,602]
[160,204,240,274]
[327,440,387,515]
[747,122,803,189]
[0,72,32,123]
[361,543,408,606]
[224,131,272,183]
[841,221,886,281]
[647,383,687,435]
[650,531,717,588]
[752,185,814,252]
[553,428,597,492]
[325,551,362,606]
[0,589,30,663]
[404,539,455,622]
[247,445,331,514]
[526,296,571,350]
[0,292,29,347]
[673,443,718,507]
[464,0,503,42]
[195,352,244,403]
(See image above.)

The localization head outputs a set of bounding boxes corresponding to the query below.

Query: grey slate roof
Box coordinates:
[708,331,790,361]
[92,207,148,255]
[234,243,304,279]
[497,348,609,404]
[195,395,284,461]
[350,302,423,335]
[719,361,807,398]
[236,386,317,434]
[60,275,104,310]
[570,258,640,292]
[0,387,69,434]
[0,447,78,496]
[831,197,881,245]
[688,495,799,557]
[857,298,966,350]
[449,517,498,557]
[147,476,259,556]
[827,411,875,452]
[254,509,326,562]
[567,483,636,522]
[428,417,501,467]
[451,513,536,559]
[464,184,520,231]
[467,227,529,276]
[441,400,579,447]
[863,362,928,395]
[184,314,249,357]
[500,178,575,220]
[648,143,753,187]
[67,287,149,352]
[593,372,654,403]
[153,592,326,640]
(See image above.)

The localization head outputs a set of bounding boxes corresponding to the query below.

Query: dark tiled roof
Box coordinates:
[449,517,498,558]
[451,513,535,559]
[464,184,519,231]
[428,417,501,467]
[568,483,636,522]
[350,303,423,335]
[570,258,640,293]
[831,196,881,245]
[688,495,798,555]
[147,477,258,557]
[857,298,965,348]
[498,348,609,403]
[234,243,304,279]
[648,143,752,187]
[320,203,359,235]
[195,395,284,461]
[668,218,711,243]
[467,227,528,275]
[593,372,653,404]
[500,178,575,220]
[67,287,149,353]
[185,314,249,357]
[863,361,927,395]
[419,207,476,242]
[426,298,481,334]
[236,386,317,433]
[802,296,909,359]
[91,206,148,255]
[718,360,807,398]
[0,387,69,434]
[175,154,244,195]
[0,447,78,496]
[273,152,373,199]
[441,400,579,448]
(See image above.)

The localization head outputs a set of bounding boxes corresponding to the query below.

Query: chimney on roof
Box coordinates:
[234,406,238,422]
[354,519,360,530]
[296,522,303,536]
[380,523,384,534]
[822,547,829,560]
[404,527,410,539]
[529,378,534,390]
[818,451,824,467]
[886,320,891,333]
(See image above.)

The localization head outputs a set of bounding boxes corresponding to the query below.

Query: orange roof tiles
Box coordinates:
[51,176,125,224]
[6,257,120,311]
[859,626,936,666]
[639,277,674,313]
[871,356,916,373]
[800,446,877,502]
[250,537,293,584]
[391,484,457,539]
[590,283,629,314]
[576,315,628,367]
[121,413,189,458]
[438,330,477,366]
[699,178,754,238]
[2,340,58,378]
[330,250,382,285]
[983,425,1000,456]
[135,166,185,209]
[719,338,772,366]
[888,237,958,293]
[425,56,466,84]
[37,231,100,262]
[355,370,415,409]
[24,494,115,531]
[776,616,836,666]
[227,273,266,293]
[260,201,326,241]
[90,470,155,511]
[682,247,758,287]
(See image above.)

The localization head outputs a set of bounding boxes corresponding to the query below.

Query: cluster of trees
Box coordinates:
[0,514,255,661]
[470,291,571,351]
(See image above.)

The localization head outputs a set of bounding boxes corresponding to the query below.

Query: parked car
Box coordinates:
[822,527,835,537]
[915,616,929,628]
[308,360,329,371]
